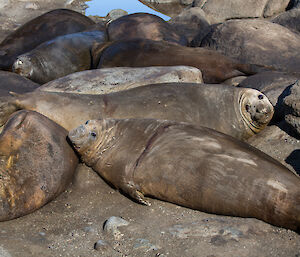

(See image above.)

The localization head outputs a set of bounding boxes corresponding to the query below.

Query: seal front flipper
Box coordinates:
[122,181,151,206]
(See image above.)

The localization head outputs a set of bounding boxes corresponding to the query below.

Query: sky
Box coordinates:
[85,0,170,20]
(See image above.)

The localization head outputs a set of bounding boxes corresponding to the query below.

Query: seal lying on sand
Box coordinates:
[0,83,273,140]
[68,118,300,232]
[97,39,269,84]
[0,9,95,71]
[12,31,107,84]
[0,110,78,221]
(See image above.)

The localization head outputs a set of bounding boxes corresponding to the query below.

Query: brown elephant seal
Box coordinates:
[97,39,269,84]
[38,66,203,94]
[0,9,95,71]
[0,110,78,221]
[107,13,187,46]
[12,31,107,84]
[68,118,300,232]
[0,83,273,141]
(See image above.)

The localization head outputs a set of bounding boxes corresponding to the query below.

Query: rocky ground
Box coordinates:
[0,1,299,256]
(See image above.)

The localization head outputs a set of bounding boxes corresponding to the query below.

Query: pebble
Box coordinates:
[103,216,130,238]
[93,240,111,252]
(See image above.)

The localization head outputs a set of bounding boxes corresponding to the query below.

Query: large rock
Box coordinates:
[272,8,300,34]
[247,121,300,176]
[192,0,290,23]
[138,0,193,17]
[38,66,203,94]
[0,0,88,41]
[169,7,210,43]
[199,19,300,73]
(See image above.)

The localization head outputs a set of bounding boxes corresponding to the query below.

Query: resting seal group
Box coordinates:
[0,6,299,234]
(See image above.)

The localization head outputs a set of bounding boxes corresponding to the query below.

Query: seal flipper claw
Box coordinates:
[123,182,151,206]
[131,190,151,206]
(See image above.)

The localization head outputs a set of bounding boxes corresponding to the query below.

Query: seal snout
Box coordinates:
[68,124,88,150]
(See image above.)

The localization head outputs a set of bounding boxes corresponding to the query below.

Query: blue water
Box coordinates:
[85,0,170,20]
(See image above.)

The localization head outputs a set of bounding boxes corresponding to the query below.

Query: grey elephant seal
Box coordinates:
[0,9,95,71]
[68,118,300,232]
[0,83,273,140]
[38,66,203,94]
[12,30,107,84]
[0,110,78,221]
[97,39,269,84]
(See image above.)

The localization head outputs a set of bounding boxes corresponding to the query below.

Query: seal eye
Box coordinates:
[90,131,97,138]
[258,95,264,100]
[85,120,90,125]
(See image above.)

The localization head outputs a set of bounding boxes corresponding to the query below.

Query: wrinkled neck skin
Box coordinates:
[76,119,119,167]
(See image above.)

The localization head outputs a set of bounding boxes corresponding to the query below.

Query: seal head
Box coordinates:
[12,55,35,79]
[239,89,274,135]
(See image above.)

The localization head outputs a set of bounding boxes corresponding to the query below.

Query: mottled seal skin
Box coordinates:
[12,30,107,84]
[68,118,300,232]
[0,9,95,71]
[0,110,78,221]
[107,13,187,46]
[0,83,273,141]
[38,66,203,94]
[97,39,268,84]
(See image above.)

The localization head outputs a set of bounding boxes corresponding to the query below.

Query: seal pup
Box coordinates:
[107,13,187,46]
[0,9,95,71]
[0,83,273,140]
[97,39,268,84]
[0,110,78,221]
[68,118,300,232]
[12,30,107,84]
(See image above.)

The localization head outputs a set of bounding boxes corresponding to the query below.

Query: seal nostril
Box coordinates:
[245,104,250,112]
[258,94,264,100]
[85,120,89,125]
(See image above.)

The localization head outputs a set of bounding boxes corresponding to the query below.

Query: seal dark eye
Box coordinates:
[258,95,264,100]
[90,131,97,138]
[85,120,90,125]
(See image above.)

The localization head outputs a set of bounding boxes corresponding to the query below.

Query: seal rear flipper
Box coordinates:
[122,182,151,206]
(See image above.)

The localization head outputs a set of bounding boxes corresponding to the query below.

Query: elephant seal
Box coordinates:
[97,39,268,84]
[0,71,39,96]
[107,13,187,46]
[38,66,203,94]
[12,31,107,84]
[0,83,273,141]
[0,9,95,71]
[0,110,78,221]
[68,118,300,232]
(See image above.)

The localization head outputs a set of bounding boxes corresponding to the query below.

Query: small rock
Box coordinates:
[93,240,111,251]
[103,216,130,240]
